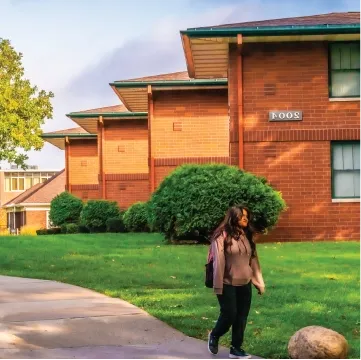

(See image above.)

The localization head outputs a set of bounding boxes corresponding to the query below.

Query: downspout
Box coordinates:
[237,34,244,169]
[65,136,70,191]
[148,85,155,193]
[99,116,106,199]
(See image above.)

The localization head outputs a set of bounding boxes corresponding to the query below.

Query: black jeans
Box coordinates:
[211,282,252,349]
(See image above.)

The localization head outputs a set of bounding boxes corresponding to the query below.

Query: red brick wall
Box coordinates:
[242,42,360,131]
[69,139,98,185]
[228,41,360,241]
[71,185,100,202]
[152,89,229,187]
[106,179,149,209]
[104,120,148,174]
[26,211,47,229]
[152,90,229,158]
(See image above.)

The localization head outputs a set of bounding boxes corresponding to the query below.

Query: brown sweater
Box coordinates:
[211,232,265,295]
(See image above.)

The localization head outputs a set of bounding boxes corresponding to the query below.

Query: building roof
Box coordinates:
[44,127,90,135]
[110,71,227,112]
[181,11,360,79]
[69,104,129,114]
[42,127,96,150]
[65,104,147,134]
[3,170,65,207]
[116,71,191,83]
[194,12,360,29]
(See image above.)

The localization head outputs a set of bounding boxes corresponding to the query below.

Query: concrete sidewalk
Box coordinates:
[0,275,260,359]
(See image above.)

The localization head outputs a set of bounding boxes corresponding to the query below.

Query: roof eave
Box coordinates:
[66,112,148,118]
[110,79,228,87]
[181,24,360,37]
[42,134,97,139]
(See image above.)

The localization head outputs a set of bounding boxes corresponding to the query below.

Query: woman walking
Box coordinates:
[207,205,265,359]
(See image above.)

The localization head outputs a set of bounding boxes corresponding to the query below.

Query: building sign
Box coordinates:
[269,111,303,121]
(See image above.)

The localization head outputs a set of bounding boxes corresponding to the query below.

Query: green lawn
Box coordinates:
[0,233,359,358]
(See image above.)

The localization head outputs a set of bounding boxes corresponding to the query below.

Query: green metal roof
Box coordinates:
[181,24,360,37]
[110,79,228,88]
[67,112,148,118]
[42,133,97,139]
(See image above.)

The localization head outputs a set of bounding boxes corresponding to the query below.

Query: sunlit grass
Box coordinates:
[0,234,359,358]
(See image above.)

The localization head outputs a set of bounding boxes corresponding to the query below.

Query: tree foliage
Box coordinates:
[0,38,54,168]
[49,192,83,227]
[123,202,150,232]
[80,200,120,232]
[148,164,287,241]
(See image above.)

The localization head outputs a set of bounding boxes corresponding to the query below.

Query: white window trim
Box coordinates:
[329,97,360,102]
[46,211,49,229]
[332,198,360,203]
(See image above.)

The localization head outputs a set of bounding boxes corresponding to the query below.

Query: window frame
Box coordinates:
[331,141,360,199]
[328,41,360,99]
[4,172,57,192]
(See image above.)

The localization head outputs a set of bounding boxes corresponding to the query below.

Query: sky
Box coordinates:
[0,0,359,170]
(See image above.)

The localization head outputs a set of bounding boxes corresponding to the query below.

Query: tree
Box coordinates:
[0,38,54,168]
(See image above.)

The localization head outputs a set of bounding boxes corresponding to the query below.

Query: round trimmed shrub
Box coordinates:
[106,217,126,233]
[49,192,83,226]
[80,200,120,232]
[123,202,150,232]
[147,164,286,241]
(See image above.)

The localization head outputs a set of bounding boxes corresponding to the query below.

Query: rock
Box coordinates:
[288,326,348,359]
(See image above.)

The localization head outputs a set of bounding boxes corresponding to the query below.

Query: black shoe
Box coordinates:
[229,346,251,359]
[208,333,219,355]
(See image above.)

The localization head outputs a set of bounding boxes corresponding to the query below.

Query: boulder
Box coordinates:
[288,326,348,359]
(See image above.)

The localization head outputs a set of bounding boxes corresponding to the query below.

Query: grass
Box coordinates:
[0,233,359,358]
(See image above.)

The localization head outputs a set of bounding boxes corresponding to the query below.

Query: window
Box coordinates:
[331,142,360,198]
[4,178,10,192]
[329,42,360,98]
[4,172,56,192]
[11,178,18,191]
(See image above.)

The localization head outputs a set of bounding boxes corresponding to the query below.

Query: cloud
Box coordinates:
[65,39,186,105]
[64,4,237,106]
[65,0,359,108]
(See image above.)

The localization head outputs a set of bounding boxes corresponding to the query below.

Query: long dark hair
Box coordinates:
[211,205,256,257]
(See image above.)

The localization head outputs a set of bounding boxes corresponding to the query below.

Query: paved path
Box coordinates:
[0,275,260,359]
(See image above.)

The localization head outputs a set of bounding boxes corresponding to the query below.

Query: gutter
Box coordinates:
[181,24,360,37]
[42,134,97,138]
[67,112,148,118]
[110,79,228,88]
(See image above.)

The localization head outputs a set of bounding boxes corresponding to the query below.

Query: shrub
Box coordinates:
[106,217,126,233]
[49,192,83,226]
[47,228,61,235]
[60,223,68,234]
[0,228,10,236]
[147,164,287,241]
[36,228,62,235]
[80,200,120,232]
[19,225,38,236]
[79,224,90,233]
[36,229,48,235]
[65,223,79,234]
[123,202,150,232]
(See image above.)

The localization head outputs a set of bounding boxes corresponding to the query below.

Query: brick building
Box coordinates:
[0,168,59,230]
[43,12,360,241]
[3,170,65,232]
